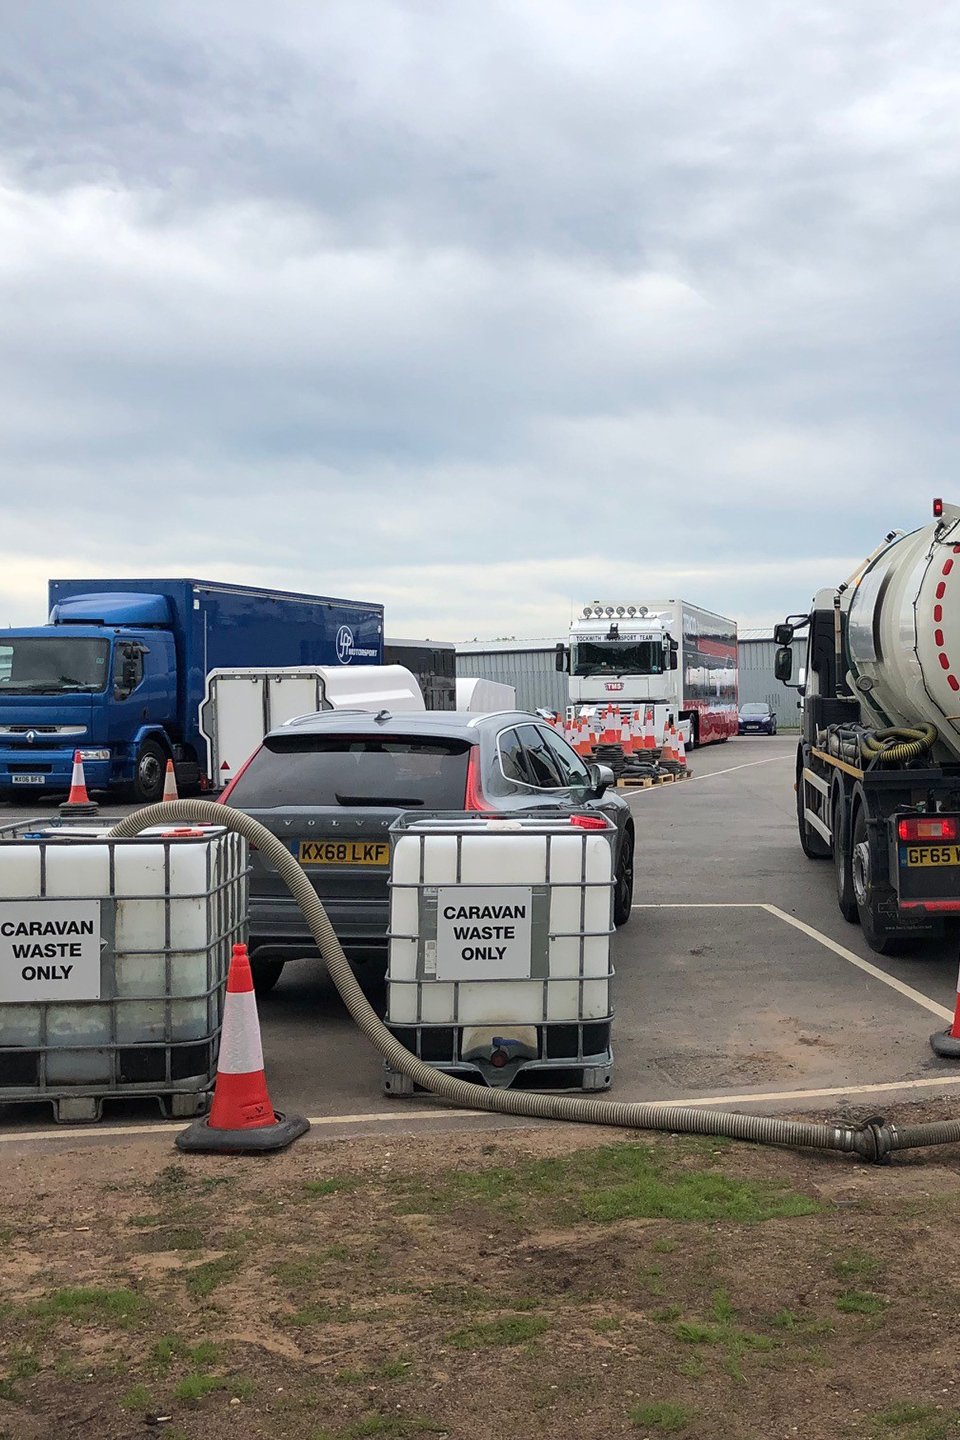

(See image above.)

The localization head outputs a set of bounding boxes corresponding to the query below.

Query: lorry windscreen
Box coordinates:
[573,641,663,677]
[0,638,110,693]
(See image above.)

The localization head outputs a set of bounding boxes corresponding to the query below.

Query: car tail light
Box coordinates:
[464,747,490,811]
[898,815,959,842]
[569,814,607,830]
[218,749,258,804]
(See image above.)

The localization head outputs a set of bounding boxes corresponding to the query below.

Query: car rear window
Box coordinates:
[227,734,472,808]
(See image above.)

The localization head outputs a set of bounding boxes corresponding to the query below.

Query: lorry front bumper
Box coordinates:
[0,748,113,795]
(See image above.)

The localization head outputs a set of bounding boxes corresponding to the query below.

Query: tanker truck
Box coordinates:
[775,497,960,954]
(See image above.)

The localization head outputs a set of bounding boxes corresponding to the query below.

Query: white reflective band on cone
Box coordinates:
[216,988,265,1075]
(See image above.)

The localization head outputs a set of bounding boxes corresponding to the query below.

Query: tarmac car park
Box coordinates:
[221,708,635,994]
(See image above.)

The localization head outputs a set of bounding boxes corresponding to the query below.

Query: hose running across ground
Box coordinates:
[109,801,960,1163]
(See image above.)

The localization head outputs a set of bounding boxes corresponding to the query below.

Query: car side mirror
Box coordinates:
[774,646,794,683]
[587,762,614,797]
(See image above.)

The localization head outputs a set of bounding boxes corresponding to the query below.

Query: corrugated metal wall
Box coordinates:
[457,637,803,725]
[737,639,802,728]
[456,645,568,714]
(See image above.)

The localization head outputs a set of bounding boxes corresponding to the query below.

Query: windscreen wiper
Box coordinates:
[334,793,424,807]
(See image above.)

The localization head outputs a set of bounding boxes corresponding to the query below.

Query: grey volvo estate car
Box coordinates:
[222,709,635,993]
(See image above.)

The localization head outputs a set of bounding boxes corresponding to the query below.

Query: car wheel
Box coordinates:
[612,826,634,927]
[132,739,167,805]
[251,956,285,995]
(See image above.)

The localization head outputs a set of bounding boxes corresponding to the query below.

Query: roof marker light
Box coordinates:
[934,497,944,519]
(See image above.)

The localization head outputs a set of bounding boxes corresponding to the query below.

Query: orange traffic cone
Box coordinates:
[676,728,688,772]
[162,759,179,802]
[619,711,633,754]
[932,962,960,1057]
[59,751,100,815]
[176,944,309,1153]
[642,707,657,751]
[661,725,678,765]
[600,704,619,746]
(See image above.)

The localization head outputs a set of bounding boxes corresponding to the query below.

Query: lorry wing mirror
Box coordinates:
[773,623,794,646]
[775,646,794,683]
[555,643,568,673]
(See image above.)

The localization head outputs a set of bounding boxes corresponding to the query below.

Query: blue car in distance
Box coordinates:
[738,701,777,735]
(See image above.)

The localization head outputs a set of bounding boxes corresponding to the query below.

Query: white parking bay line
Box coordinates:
[761,904,954,1023]
[657,1074,960,1107]
[625,753,791,795]
[0,1107,476,1147]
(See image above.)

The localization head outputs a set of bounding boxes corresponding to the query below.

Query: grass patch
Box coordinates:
[833,1250,883,1281]
[395,1143,820,1225]
[879,1405,941,1427]
[286,1302,357,1327]
[594,1316,622,1333]
[120,1384,154,1411]
[316,1418,447,1438]
[302,1177,360,1198]
[36,1287,147,1325]
[151,1337,221,1374]
[836,1291,887,1316]
[449,1315,549,1349]
[630,1401,693,1432]
[136,1226,205,1253]
[672,1320,724,1345]
[184,1256,240,1299]
[173,1372,225,1403]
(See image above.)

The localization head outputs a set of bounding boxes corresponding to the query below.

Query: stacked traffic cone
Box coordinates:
[642,708,657,752]
[177,944,309,1153]
[600,705,619,747]
[619,711,634,755]
[660,724,680,772]
[676,728,688,774]
[162,759,179,802]
[59,751,100,816]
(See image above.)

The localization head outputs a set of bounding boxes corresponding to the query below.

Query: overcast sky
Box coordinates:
[1,1,956,640]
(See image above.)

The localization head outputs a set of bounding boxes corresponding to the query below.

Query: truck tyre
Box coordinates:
[133,739,167,805]
[612,827,635,927]
[796,758,830,859]
[851,804,904,956]
[832,790,858,923]
[251,956,285,995]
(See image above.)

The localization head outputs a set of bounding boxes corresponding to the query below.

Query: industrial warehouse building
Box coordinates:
[455,631,800,728]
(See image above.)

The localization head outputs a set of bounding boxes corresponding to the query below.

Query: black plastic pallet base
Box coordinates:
[930,1029,960,1059]
[175,1110,310,1154]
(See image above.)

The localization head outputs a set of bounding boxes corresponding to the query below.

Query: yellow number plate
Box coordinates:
[297,840,390,867]
[904,845,960,867]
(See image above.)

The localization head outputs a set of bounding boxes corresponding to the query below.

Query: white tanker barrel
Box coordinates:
[846,500,960,761]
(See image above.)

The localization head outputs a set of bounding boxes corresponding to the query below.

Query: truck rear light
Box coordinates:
[898,816,959,842]
[934,497,944,518]
[464,747,490,811]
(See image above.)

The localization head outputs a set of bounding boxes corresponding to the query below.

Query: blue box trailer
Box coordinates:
[0,578,383,802]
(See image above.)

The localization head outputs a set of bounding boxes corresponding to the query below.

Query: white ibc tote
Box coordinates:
[0,819,247,1121]
[386,813,616,1091]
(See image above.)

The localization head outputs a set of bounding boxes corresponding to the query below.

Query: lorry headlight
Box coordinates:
[78,749,111,761]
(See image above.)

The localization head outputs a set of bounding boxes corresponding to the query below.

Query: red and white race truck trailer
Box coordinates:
[556,600,738,747]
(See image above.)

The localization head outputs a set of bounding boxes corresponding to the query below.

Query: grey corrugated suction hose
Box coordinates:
[109,801,960,1164]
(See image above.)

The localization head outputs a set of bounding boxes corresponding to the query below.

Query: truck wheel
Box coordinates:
[612,827,634,927]
[797,761,830,859]
[133,740,167,805]
[851,805,903,955]
[832,792,858,923]
[251,956,285,995]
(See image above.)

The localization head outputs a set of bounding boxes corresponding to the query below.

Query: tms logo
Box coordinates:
[336,625,355,664]
[605,682,624,692]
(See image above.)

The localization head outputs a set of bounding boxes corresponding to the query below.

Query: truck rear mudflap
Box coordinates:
[891,814,960,920]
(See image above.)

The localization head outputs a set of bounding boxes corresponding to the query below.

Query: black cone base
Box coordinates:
[175,1110,310,1154]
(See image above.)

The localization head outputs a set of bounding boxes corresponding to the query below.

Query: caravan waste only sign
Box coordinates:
[435,886,533,982]
[0,901,102,1002]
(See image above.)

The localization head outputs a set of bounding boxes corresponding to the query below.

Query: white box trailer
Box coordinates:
[456,677,517,712]
[199,665,424,787]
